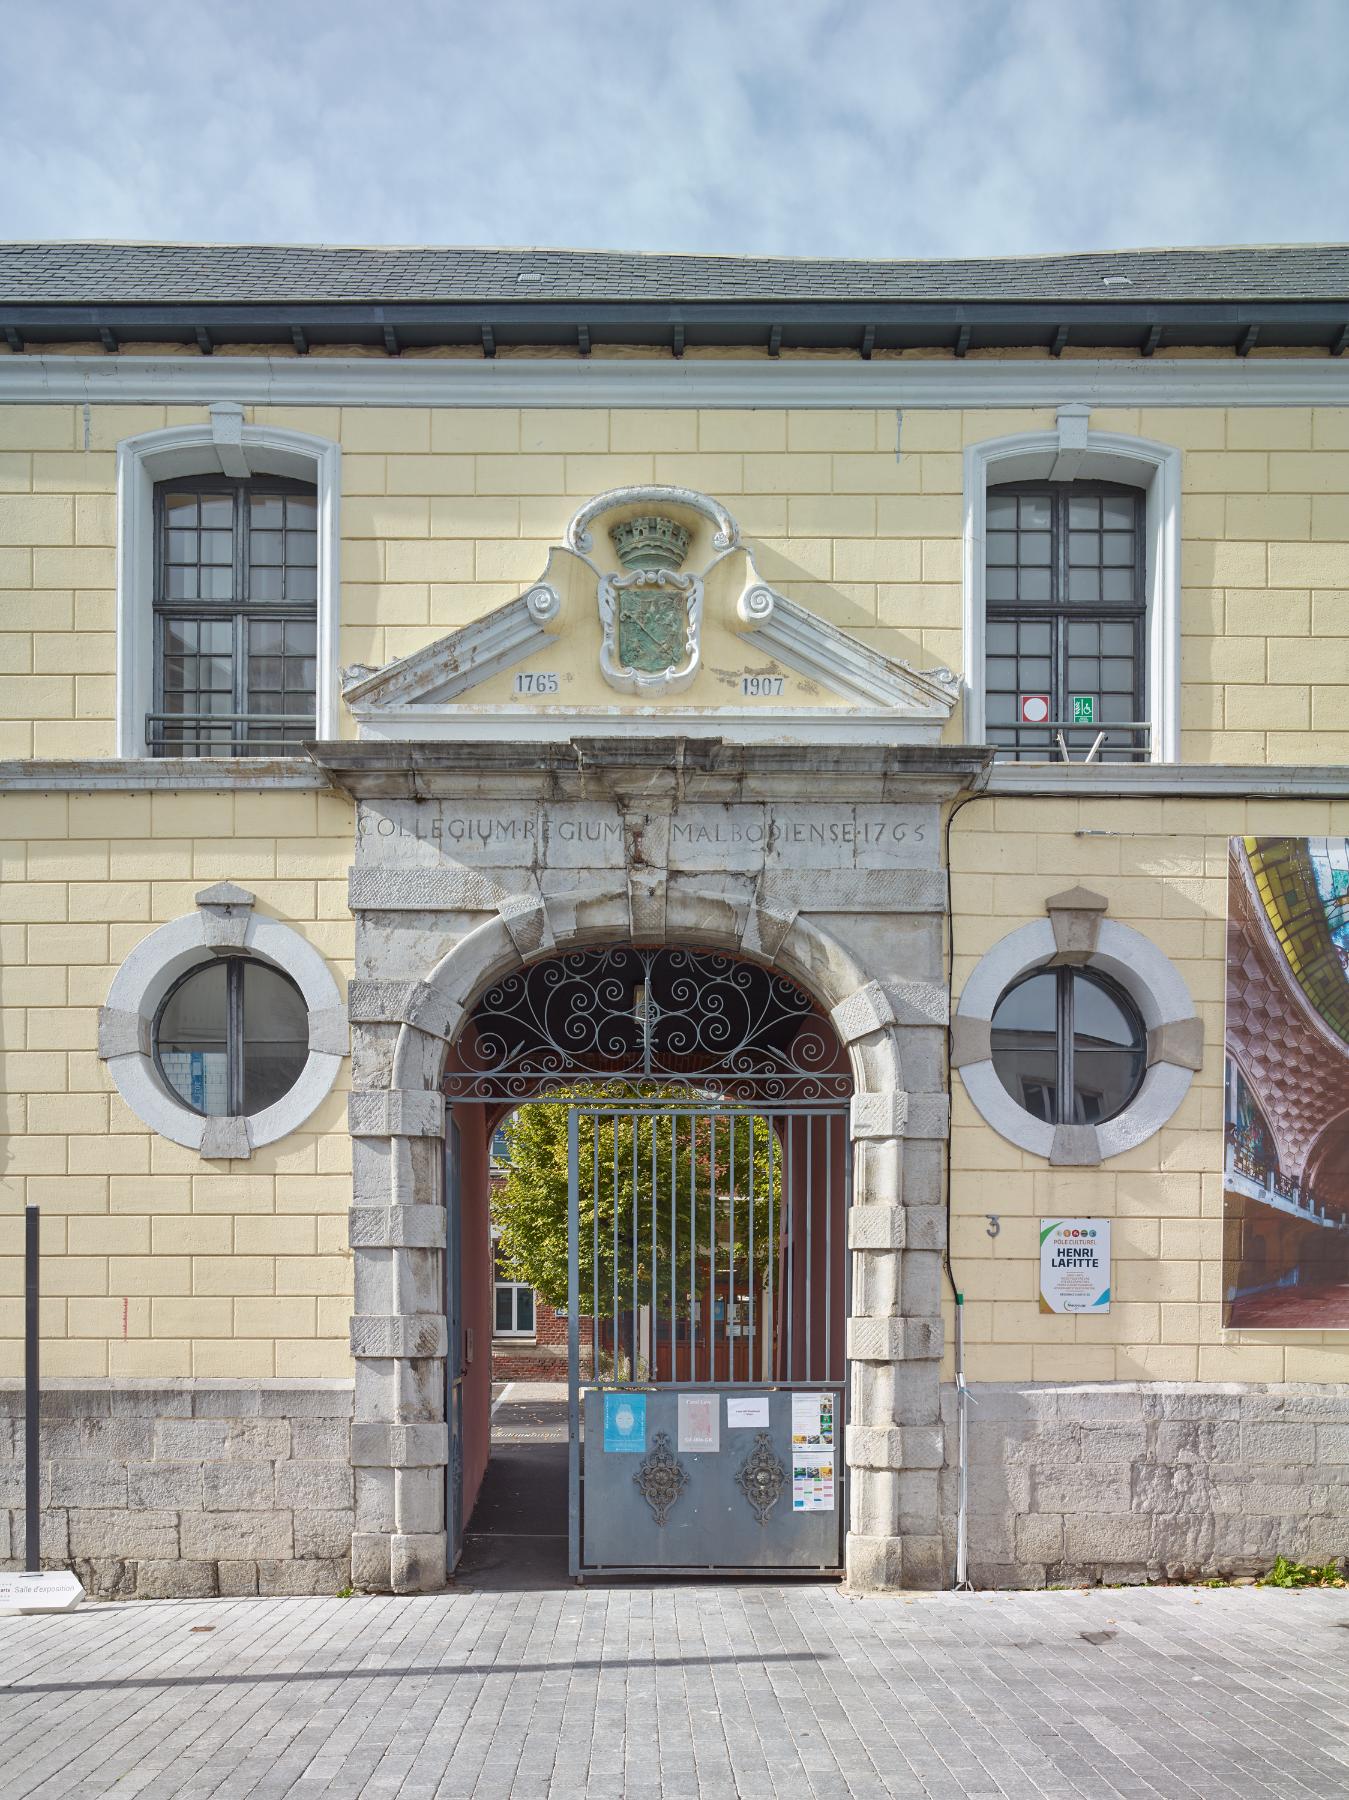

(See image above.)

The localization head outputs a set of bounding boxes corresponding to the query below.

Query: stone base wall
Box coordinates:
[942,1380,1349,1589]
[1,1379,354,1600]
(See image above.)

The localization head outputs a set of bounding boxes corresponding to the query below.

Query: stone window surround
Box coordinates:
[346,875,954,1596]
[952,886,1203,1165]
[962,412,1182,762]
[114,407,341,757]
[98,883,347,1159]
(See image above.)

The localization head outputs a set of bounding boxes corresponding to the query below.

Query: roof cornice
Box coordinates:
[3,352,1349,409]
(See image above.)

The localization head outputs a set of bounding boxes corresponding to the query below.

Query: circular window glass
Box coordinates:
[156,958,308,1117]
[990,967,1145,1126]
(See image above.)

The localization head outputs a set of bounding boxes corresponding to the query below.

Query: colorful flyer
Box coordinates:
[792,1454,835,1511]
[726,1394,769,1429]
[603,1391,647,1452]
[1039,1219,1111,1313]
[791,1391,835,1448]
[677,1394,719,1452]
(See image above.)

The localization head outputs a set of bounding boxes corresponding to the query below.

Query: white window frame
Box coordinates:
[493,1279,537,1339]
[962,408,1181,762]
[115,405,340,757]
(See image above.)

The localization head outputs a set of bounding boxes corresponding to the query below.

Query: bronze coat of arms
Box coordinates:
[598,513,703,694]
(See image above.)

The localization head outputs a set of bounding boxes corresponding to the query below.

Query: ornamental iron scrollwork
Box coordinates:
[633,1431,688,1527]
[735,1431,787,1526]
[444,945,849,1103]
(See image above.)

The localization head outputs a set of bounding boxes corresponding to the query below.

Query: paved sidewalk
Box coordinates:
[1,1584,1347,1798]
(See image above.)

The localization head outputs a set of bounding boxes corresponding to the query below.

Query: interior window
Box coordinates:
[985,482,1146,763]
[151,477,318,756]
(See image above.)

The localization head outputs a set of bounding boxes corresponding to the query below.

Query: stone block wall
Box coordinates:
[0,1378,354,1599]
[943,1380,1349,1588]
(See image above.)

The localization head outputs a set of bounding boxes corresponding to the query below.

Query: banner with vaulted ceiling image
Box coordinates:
[1225,837,1349,1328]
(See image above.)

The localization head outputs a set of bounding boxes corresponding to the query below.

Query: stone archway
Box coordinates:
[335,740,978,1593]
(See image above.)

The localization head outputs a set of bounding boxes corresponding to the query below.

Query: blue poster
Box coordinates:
[603,1392,646,1453]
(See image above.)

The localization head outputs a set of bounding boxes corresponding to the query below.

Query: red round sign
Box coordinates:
[1019,694,1050,724]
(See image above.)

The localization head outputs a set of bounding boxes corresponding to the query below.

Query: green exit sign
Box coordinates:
[1072,695,1096,725]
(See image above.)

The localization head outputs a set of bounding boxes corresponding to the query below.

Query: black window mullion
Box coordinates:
[1053,491,1068,726]
[1056,967,1074,1125]
[227,958,246,1116]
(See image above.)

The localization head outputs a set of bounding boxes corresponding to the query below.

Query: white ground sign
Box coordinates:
[0,1570,85,1613]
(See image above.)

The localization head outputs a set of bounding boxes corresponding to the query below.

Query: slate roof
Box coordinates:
[2,241,1347,305]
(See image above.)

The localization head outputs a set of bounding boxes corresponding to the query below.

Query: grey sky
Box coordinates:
[1,0,1345,257]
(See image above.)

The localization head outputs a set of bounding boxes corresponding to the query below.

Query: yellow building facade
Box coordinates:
[0,244,1346,1594]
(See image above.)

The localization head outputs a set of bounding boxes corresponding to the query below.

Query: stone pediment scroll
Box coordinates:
[340,484,961,745]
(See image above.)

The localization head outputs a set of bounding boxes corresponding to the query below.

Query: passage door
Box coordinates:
[567,1102,849,1577]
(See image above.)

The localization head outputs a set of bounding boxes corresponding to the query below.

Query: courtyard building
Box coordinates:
[0,240,1346,1596]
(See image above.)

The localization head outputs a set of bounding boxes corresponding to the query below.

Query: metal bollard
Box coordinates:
[25,1204,39,1573]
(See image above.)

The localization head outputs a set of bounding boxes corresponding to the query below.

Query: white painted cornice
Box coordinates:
[4,353,1349,409]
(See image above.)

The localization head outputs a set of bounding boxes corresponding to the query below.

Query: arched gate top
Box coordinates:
[444,945,851,1104]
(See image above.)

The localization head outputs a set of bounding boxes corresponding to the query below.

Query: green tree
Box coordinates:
[493,1091,779,1321]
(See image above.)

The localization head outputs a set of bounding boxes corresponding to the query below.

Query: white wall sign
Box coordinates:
[0,1570,85,1613]
[1039,1218,1111,1314]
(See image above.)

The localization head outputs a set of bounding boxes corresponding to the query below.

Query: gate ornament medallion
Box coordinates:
[735,1432,787,1525]
[634,1431,688,1527]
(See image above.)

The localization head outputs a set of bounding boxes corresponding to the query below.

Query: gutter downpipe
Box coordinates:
[943,766,993,1593]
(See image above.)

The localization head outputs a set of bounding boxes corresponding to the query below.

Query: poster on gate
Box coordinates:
[603,1392,647,1452]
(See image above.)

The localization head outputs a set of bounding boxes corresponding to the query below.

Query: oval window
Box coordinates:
[155,957,308,1117]
[990,967,1145,1126]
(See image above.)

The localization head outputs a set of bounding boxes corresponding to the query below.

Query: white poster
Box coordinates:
[726,1394,770,1429]
[677,1393,720,1452]
[791,1391,835,1448]
[791,1453,835,1511]
[1039,1219,1111,1314]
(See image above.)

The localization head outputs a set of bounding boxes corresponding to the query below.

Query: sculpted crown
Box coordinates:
[609,513,690,573]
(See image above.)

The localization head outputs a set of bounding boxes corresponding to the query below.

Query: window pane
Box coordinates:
[1101,495,1135,528]
[1068,495,1099,527]
[199,495,233,529]
[157,963,230,1116]
[987,531,1018,565]
[1068,531,1099,566]
[1019,494,1051,529]
[990,971,1059,1117]
[1102,532,1133,566]
[1068,568,1100,604]
[495,1286,515,1333]
[241,962,308,1115]
[1070,972,1144,1123]
[1019,531,1051,566]
[1019,567,1051,601]
[987,567,1017,602]
[987,621,1016,654]
[1101,568,1134,604]
[1020,622,1052,654]
[987,494,1017,527]
[250,496,284,529]
[517,1288,535,1333]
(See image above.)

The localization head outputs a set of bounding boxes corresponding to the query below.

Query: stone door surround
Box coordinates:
[320,738,989,1593]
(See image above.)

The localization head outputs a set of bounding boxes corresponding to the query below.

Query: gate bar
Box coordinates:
[567,1108,580,1580]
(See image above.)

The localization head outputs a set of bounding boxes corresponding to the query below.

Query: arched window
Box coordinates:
[152,475,318,755]
[114,409,339,758]
[985,480,1145,762]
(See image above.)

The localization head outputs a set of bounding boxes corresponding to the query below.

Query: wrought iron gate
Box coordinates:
[566,1100,849,1577]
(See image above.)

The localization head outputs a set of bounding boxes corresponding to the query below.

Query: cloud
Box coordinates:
[0,0,1344,255]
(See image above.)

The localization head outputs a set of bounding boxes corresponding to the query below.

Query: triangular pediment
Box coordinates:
[341,486,961,745]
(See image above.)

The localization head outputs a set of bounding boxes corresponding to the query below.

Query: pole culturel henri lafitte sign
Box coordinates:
[1039,1219,1111,1314]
